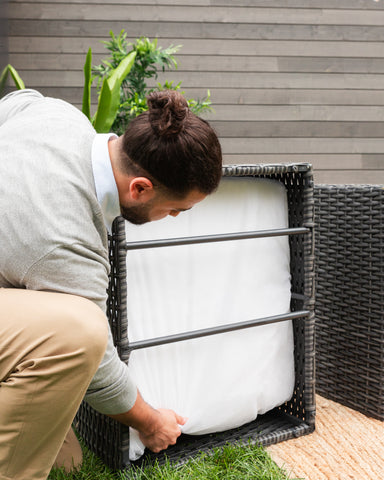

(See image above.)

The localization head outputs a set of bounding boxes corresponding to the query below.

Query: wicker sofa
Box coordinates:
[314,184,384,421]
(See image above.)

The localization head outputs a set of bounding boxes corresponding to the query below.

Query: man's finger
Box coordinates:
[176,414,188,426]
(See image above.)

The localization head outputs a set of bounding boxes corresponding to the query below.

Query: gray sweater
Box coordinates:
[0,89,137,414]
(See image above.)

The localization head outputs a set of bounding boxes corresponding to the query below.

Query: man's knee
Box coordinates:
[59,295,108,370]
[0,289,108,382]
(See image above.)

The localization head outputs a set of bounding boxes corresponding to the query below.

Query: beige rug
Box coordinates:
[266,395,384,480]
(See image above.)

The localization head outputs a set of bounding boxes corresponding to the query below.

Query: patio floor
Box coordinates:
[267,395,384,480]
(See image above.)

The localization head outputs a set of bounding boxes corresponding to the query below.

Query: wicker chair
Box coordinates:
[314,184,384,421]
[76,164,316,470]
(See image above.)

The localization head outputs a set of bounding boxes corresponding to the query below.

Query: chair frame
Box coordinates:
[76,164,316,470]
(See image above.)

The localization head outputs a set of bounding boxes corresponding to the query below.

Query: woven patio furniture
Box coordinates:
[314,184,384,421]
[76,164,316,470]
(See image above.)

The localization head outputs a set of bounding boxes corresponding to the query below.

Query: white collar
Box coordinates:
[91,133,120,231]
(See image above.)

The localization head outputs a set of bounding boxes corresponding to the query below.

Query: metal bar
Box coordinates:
[129,310,309,351]
[125,227,309,251]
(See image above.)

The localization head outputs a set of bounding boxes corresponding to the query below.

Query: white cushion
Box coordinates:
[125,177,295,460]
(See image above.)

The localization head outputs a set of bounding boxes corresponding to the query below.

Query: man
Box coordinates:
[0,88,222,479]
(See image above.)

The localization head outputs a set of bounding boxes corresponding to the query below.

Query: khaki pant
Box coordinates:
[0,289,108,480]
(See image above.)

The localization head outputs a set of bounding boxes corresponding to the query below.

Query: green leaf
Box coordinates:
[93,50,136,133]
[0,65,25,96]
[7,65,25,90]
[82,48,92,120]
[0,66,9,97]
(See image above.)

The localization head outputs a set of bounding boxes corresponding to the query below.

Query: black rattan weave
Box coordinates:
[76,164,316,470]
[314,184,384,420]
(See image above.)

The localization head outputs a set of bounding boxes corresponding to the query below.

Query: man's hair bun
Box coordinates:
[147,90,189,137]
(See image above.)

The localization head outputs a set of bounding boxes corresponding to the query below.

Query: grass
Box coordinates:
[48,441,302,480]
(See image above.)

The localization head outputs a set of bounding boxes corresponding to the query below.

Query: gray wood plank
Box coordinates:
[313,170,384,184]
[23,53,384,74]
[316,153,384,171]
[188,71,384,89]
[10,35,384,58]
[24,86,384,107]
[8,36,113,53]
[8,20,384,41]
[211,122,384,138]
[9,4,384,26]
[10,0,384,10]
[176,88,384,106]
[220,137,384,154]
[9,53,109,70]
[154,72,384,90]
[10,53,384,76]
[13,0,210,4]
[150,40,384,58]
[170,56,384,74]
[0,0,8,71]
[8,35,384,58]
[16,69,384,90]
[205,105,384,122]
[361,154,384,170]
[8,53,275,73]
[276,57,384,74]
[210,0,384,9]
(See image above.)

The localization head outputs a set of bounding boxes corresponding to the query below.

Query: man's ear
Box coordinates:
[129,177,155,202]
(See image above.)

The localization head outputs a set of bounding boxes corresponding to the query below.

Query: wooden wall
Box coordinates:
[0,0,8,70]
[6,0,384,184]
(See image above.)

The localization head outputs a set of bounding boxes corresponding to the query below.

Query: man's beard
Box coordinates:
[119,202,152,225]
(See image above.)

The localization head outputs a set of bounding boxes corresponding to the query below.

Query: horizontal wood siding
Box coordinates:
[0,1,8,71]
[6,0,384,184]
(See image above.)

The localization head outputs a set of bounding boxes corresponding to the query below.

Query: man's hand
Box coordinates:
[138,408,187,453]
[107,390,187,453]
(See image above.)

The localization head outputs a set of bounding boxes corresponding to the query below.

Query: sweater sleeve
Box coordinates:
[23,243,138,414]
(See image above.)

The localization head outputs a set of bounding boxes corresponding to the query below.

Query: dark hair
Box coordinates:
[121,90,222,197]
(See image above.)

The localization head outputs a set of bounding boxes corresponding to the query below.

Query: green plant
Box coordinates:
[0,64,25,97]
[92,31,212,135]
[82,47,136,133]
[159,80,212,117]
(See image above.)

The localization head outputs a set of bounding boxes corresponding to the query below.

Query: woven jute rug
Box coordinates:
[266,395,384,480]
